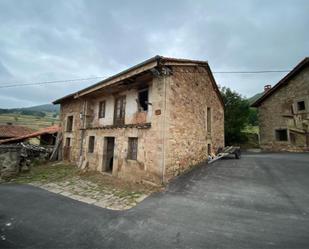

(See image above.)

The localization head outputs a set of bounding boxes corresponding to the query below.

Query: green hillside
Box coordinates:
[248,92,263,105]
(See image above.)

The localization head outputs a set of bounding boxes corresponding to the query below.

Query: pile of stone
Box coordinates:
[0,143,48,180]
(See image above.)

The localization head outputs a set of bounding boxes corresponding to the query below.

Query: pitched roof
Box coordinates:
[0,125,59,144]
[0,125,35,138]
[252,57,309,107]
[53,55,224,107]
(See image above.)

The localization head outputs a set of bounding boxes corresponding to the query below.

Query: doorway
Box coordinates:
[103,137,115,173]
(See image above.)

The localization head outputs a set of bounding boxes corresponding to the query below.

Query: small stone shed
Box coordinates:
[252,57,309,152]
[54,55,225,184]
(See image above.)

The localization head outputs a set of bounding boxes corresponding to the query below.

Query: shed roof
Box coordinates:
[0,125,35,138]
[252,57,309,107]
[0,125,59,144]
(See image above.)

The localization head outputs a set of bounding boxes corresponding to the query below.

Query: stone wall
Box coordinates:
[0,145,21,179]
[59,65,225,184]
[164,66,225,180]
[259,65,309,152]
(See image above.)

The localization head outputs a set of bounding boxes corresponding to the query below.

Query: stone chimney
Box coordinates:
[264,85,272,92]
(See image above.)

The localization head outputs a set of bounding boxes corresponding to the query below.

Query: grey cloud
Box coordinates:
[0,0,308,108]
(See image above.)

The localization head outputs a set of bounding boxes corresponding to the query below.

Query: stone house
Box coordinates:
[53,56,224,184]
[252,57,309,152]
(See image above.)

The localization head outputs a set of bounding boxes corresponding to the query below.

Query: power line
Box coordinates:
[0,76,105,89]
[212,70,290,74]
[0,70,290,89]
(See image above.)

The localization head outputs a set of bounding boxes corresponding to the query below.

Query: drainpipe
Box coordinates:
[161,68,168,183]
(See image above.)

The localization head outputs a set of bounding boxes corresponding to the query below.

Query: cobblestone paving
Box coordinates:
[29,177,148,210]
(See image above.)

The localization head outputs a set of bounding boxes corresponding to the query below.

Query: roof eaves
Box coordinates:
[251,57,309,107]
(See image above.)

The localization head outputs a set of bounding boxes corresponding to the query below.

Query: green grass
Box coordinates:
[243,125,259,134]
[0,112,59,130]
[11,163,77,184]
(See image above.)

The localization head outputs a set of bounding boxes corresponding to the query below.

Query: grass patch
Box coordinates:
[10,163,77,184]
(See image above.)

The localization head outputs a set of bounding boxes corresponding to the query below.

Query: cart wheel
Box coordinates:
[235,150,241,159]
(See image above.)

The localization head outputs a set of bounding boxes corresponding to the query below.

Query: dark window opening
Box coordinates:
[207,144,211,155]
[88,136,95,153]
[275,129,288,141]
[207,107,211,133]
[98,101,106,118]
[65,137,71,147]
[128,137,138,160]
[66,116,73,132]
[138,89,149,111]
[297,101,305,111]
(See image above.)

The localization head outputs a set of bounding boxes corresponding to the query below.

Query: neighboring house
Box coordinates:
[252,57,309,152]
[53,56,224,184]
[0,124,34,140]
[0,125,59,146]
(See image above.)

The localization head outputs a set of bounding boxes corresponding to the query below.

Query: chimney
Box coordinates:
[264,85,271,92]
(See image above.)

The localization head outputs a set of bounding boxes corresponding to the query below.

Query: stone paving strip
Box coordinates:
[29,177,148,210]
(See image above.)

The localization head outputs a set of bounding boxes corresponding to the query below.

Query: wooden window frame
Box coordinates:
[114,96,126,125]
[98,100,106,118]
[127,137,138,160]
[88,136,95,153]
[66,115,74,132]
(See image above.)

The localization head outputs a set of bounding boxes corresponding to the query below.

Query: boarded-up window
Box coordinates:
[207,107,211,133]
[138,89,149,111]
[275,129,288,141]
[98,101,106,118]
[88,136,95,153]
[128,137,138,160]
[114,96,126,125]
[66,116,73,132]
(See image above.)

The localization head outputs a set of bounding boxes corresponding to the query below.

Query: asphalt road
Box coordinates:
[1,152,309,249]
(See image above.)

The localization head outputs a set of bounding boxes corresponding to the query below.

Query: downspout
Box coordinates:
[79,99,87,159]
[161,69,168,183]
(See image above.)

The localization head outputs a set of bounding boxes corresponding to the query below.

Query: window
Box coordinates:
[297,101,306,111]
[65,137,71,147]
[275,129,288,141]
[88,136,95,153]
[66,116,73,132]
[128,137,138,160]
[114,96,126,125]
[138,88,149,111]
[207,107,211,133]
[98,101,106,118]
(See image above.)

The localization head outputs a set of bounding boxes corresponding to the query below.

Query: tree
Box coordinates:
[220,87,250,145]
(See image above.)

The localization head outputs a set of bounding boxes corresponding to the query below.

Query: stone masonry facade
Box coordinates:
[55,56,224,184]
[256,61,309,152]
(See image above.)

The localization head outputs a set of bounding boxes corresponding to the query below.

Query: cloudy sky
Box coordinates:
[0,0,308,108]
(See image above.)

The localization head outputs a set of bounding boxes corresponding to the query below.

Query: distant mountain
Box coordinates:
[0,104,59,114]
[19,104,60,113]
[248,92,263,105]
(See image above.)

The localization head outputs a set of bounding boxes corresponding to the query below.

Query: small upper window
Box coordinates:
[128,137,138,160]
[88,136,95,153]
[65,137,71,147]
[297,101,305,111]
[98,101,106,118]
[275,129,288,141]
[66,116,73,132]
[138,89,149,111]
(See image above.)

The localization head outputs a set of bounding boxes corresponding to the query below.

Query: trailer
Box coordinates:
[208,146,241,164]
